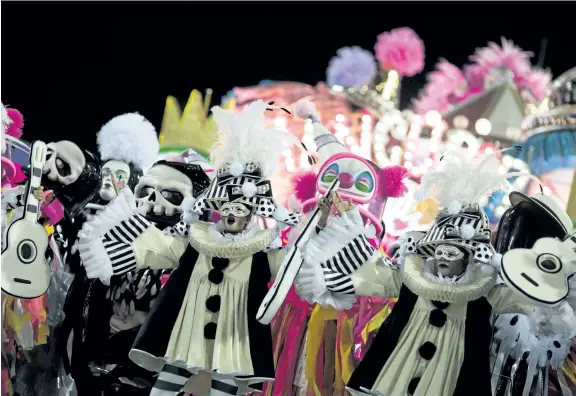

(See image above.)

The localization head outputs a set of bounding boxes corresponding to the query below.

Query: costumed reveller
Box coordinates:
[491,191,576,396]
[73,100,368,396]
[41,113,159,395]
[264,99,407,396]
[295,149,571,396]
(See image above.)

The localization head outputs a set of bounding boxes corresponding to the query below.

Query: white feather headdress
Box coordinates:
[1,102,12,154]
[209,100,303,178]
[414,147,528,214]
[97,113,159,172]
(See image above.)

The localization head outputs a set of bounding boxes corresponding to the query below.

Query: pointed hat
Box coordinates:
[292,100,347,163]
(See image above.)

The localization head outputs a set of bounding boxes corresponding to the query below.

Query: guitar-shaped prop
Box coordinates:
[500,233,576,306]
[1,141,51,299]
[257,178,340,324]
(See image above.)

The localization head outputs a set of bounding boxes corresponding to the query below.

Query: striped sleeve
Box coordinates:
[321,234,375,293]
[102,214,152,276]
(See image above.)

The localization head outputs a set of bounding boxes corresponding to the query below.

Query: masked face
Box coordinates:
[100,160,130,201]
[434,244,467,278]
[221,202,251,234]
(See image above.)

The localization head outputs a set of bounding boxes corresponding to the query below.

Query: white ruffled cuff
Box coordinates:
[77,188,151,284]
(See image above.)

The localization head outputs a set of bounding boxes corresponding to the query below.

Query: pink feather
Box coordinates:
[6,108,23,139]
[380,165,408,198]
[291,171,317,202]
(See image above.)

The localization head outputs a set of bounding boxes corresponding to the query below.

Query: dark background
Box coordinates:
[2,1,575,152]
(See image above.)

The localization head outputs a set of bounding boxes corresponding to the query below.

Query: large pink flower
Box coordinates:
[374,27,425,77]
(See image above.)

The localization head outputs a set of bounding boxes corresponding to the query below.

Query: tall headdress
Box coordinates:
[410,148,525,272]
[97,112,159,173]
[192,100,305,226]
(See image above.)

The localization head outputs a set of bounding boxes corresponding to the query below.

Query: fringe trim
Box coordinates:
[402,255,496,303]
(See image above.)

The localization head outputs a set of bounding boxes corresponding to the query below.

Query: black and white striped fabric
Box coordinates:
[205,175,262,210]
[416,210,490,257]
[321,234,375,294]
[102,213,152,276]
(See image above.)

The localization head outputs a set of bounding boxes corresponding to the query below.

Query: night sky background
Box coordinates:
[2,1,575,152]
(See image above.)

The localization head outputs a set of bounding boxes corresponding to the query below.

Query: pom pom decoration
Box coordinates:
[459,224,475,240]
[272,205,289,222]
[374,27,425,77]
[291,171,317,202]
[447,200,462,215]
[181,196,197,212]
[490,253,503,270]
[480,264,495,276]
[242,181,257,198]
[97,113,159,172]
[326,46,378,87]
[292,99,318,121]
[229,161,244,177]
[380,165,409,198]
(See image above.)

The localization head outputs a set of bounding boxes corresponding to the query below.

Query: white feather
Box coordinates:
[97,113,159,171]
[209,100,304,178]
[293,99,317,120]
[414,147,520,208]
[1,102,12,154]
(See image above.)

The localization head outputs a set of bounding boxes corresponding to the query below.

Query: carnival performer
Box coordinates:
[41,113,159,396]
[73,100,369,396]
[491,191,576,396]
[295,149,569,396]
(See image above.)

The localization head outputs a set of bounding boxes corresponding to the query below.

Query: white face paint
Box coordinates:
[99,160,131,201]
[43,141,86,185]
[434,244,467,278]
[134,165,194,217]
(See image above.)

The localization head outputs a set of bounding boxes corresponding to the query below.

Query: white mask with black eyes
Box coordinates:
[134,164,194,217]
[434,244,467,278]
[99,160,131,201]
[43,141,86,186]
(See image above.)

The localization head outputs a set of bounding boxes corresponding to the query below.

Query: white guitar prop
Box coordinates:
[257,179,340,324]
[1,141,51,299]
[500,234,576,306]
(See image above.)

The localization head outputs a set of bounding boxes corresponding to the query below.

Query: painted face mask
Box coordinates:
[100,160,130,201]
[221,202,251,234]
[434,244,467,278]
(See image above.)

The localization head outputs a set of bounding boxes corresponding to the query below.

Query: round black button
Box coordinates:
[204,322,217,339]
[509,315,519,326]
[408,377,421,395]
[429,309,447,328]
[553,341,561,348]
[431,301,450,310]
[208,269,224,284]
[211,257,230,271]
[206,295,221,313]
[418,341,437,360]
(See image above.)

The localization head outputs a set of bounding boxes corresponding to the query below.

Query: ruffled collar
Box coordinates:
[422,259,476,285]
[189,221,278,258]
[402,255,496,303]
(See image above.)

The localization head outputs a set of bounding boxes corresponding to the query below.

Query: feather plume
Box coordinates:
[97,113,159,172]
[415,147,521,208]
[209,100,303,178]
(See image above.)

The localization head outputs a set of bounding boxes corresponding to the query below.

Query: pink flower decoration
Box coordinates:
[374,27,425,77]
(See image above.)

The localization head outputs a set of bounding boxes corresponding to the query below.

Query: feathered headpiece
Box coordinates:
[209,100,305,178]
[1,102,10,153]
[97,113,159,172]
[414,147,524,214]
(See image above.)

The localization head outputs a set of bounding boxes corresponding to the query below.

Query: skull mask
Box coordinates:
[99,160,131,201]
[44,141,86,186]
[134,164,194,224]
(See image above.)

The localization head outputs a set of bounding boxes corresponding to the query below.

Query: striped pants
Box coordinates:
[149,364,248,396]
